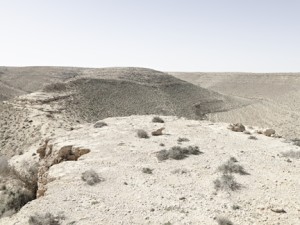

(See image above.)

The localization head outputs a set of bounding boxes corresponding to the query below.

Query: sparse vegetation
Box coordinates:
[81,170,103,185]
[214,174,241,191]
[281,150,300,159]
[177,137,190,143]
[248,135,257,140]
[171,168,188,174]
[156,150,169,161]
[142,168,153,174]
[156,146,202,161]
[0,188,35,218]
[152,116,164,123]
[168,147,187,160]
[218,158,249,175]
[29,212,65,225]
[137,129,149,139]
[216,217,234,225]
[159,143,165,147]
[231,205,240,210]
[0,156,9,175]
[291,138,300,147]
[43,82,67,92]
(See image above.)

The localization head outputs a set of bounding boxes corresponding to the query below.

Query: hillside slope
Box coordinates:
[171,72,300,139]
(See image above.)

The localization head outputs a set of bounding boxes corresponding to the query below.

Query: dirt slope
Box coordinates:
[171,72,300,139]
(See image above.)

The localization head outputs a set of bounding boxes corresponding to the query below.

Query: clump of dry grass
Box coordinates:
[216,217,234,225]
[137,129,149,139]
[81,170,103,185]
[248,135,257,140]
[142,168,153,174]
[177,137,190,143]
[152,116,164,123]
[214,174,241,191]
[218,158,249,175]
[156,146,202,161]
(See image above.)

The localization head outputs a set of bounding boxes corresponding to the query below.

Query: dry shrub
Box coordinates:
[137,129,149,139]
[216,217,234,225]
[214,174,241,191]
[142,168,153,174]
[81,170,103,185]
[29,212,65,225]
[152,116,164,123]
[218,159,249,175]
[156,146,202,161]
[177,137,190,143]
[248,135,257,140]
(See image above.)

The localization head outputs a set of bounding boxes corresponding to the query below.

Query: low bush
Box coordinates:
[81,170,103,185]
[214,174,241,191]
[156,150,169,161]
[248,135,257,140]
[218,159,249,175]
[137,129,149,139]
[142,168,153,174]
[29,212,64,225]
[216,217,234,225]
[152,117,164,123]
[177,137,189,143]
[156,146,202,161]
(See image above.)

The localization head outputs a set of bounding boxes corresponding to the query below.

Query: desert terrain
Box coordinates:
[171,72,300,139]
[0,67,299,225]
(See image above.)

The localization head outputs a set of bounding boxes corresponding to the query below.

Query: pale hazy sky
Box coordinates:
[0,0,299,72]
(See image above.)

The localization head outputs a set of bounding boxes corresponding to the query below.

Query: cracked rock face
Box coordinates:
[36,140,90,198]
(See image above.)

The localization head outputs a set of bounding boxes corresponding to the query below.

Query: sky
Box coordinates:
[0,0,300,72]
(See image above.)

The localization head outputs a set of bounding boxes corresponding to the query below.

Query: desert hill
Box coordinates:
[0,68,299,225]
[0,67,251,157]
[171,72,300,139]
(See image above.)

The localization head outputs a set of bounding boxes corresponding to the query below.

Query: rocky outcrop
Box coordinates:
[36,140,90,198]
[151,127,165,136]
